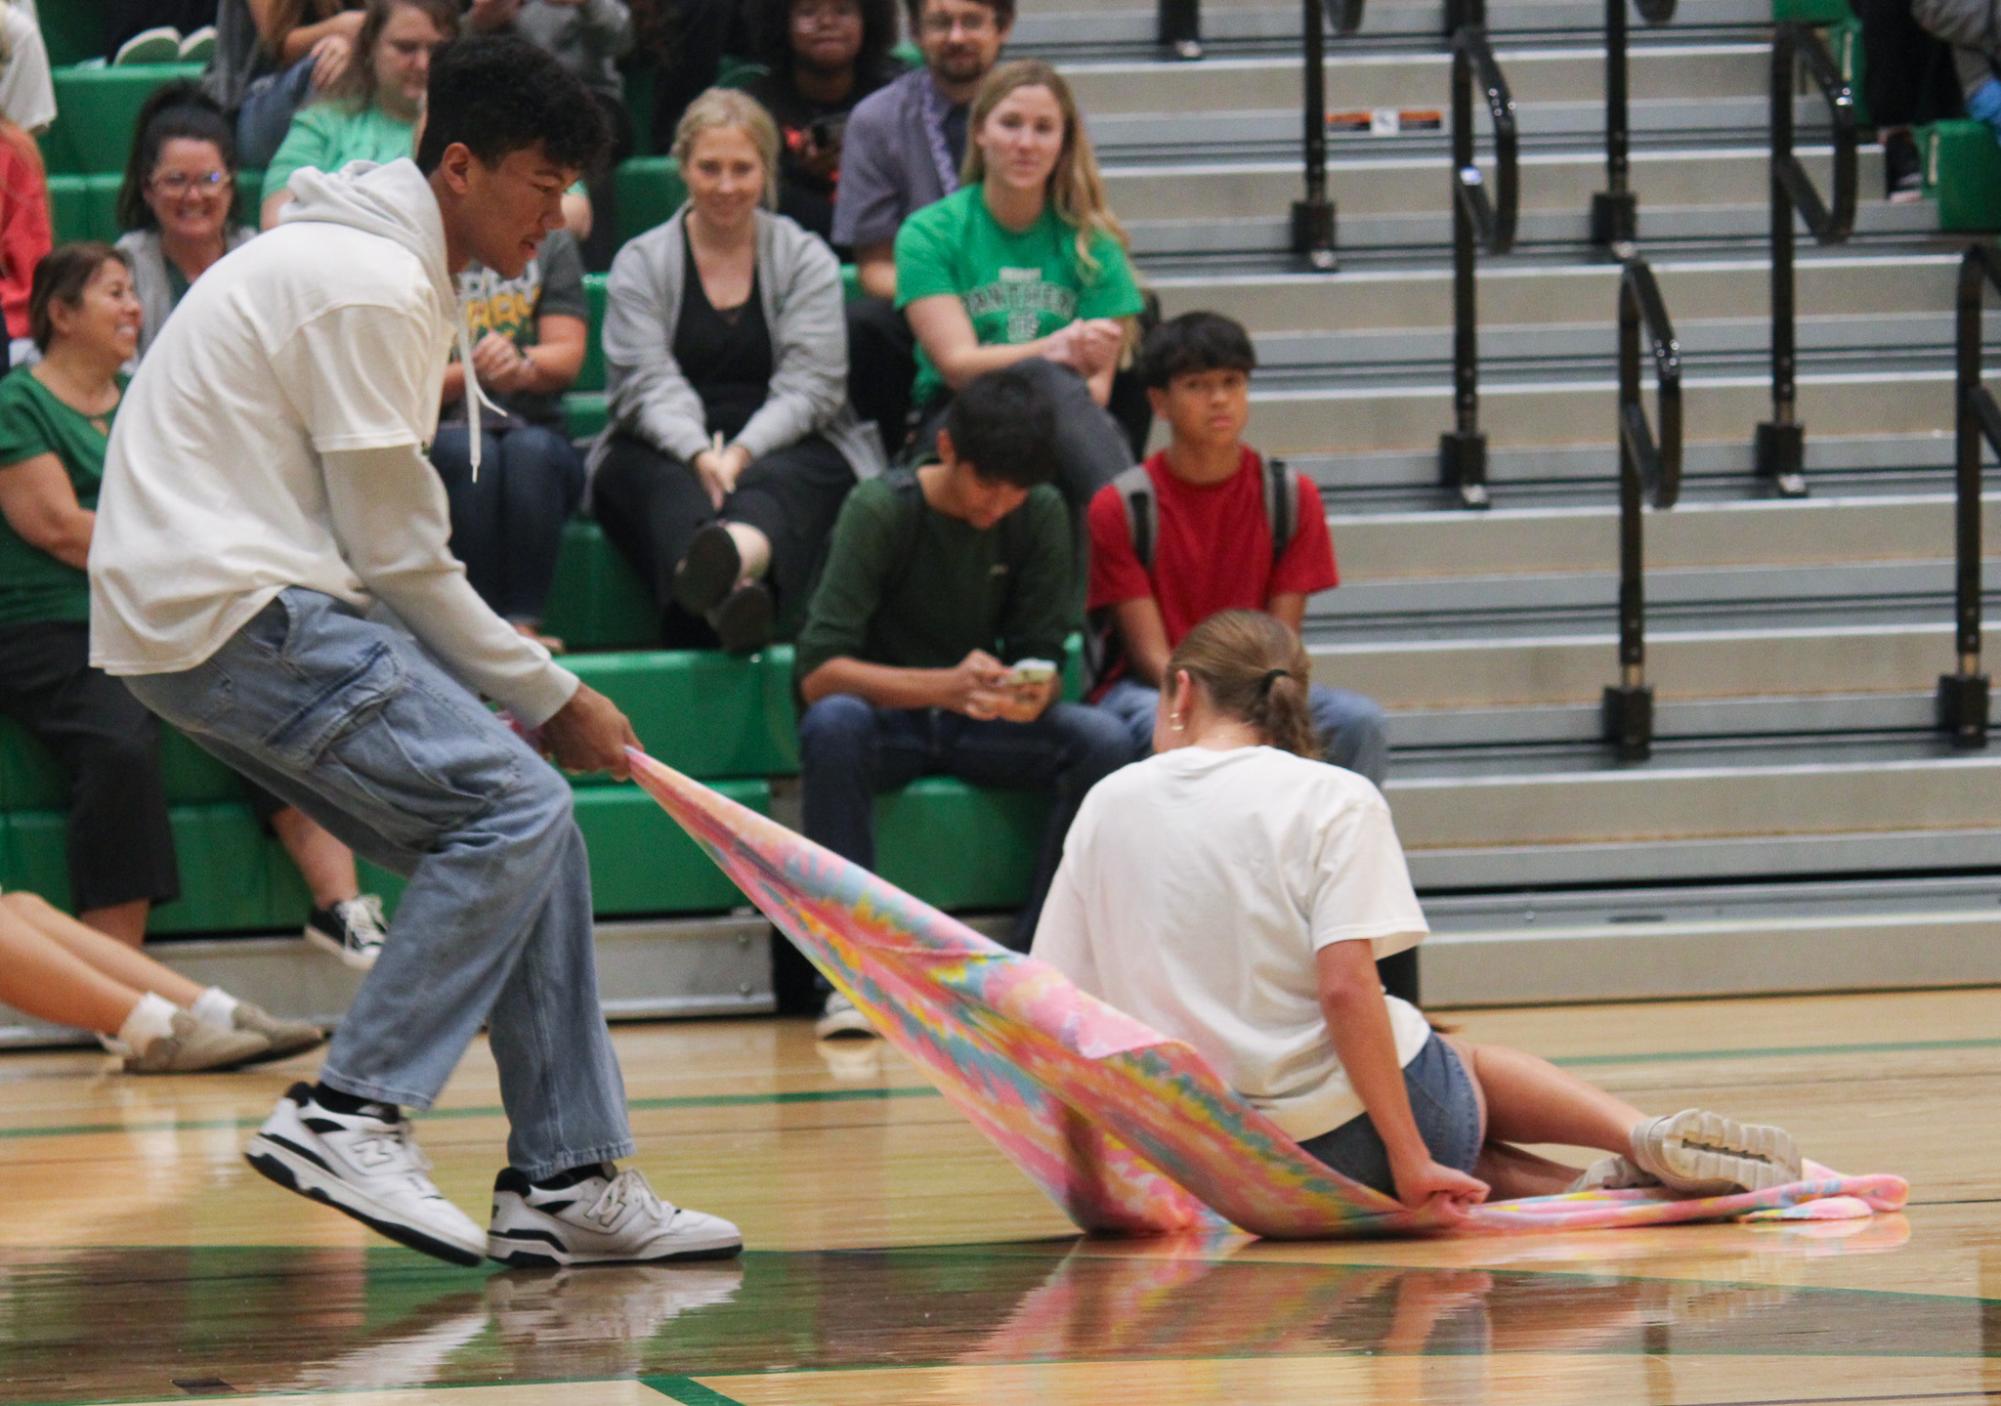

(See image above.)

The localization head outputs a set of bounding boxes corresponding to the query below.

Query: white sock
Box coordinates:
[190,986,239,1029]
[117,992,180,1054]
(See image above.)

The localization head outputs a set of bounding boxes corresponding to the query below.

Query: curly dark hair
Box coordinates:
[751,0,902,77]
[117,80,238,232]
[416,35,613,178]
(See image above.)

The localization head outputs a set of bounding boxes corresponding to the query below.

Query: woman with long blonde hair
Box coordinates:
[894,57,1143,557]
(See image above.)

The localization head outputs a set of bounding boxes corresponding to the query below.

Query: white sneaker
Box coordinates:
[1629,1108,1803,1196]
[487,1164,742,1267]
[1567,1154,1662,1193]
[244,1082,487,1266]
[124,1010,269,1074]
[814,991,877,1040]
[304,896,389,970]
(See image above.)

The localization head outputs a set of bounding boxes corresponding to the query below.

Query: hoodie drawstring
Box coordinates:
[455,319,503,482]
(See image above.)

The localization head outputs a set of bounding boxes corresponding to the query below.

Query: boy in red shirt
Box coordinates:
[1086,310,1387,785]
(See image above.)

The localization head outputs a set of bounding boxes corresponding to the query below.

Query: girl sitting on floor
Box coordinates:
[1030,610,1807,1221]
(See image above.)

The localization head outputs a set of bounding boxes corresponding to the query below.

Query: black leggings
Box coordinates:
[591,432,857,646]
[0,620,179,911]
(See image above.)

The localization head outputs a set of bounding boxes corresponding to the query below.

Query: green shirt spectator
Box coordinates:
[0,367,120,627]
[263,100,417,207]
[794,471,1071,682]
[894,183,1144,411]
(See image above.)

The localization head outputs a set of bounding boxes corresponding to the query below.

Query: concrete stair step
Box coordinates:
[1014,0,1765,49]
[1387,690,1967,748]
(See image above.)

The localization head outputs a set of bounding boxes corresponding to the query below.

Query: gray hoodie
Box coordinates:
[92,159,574,725]
[1914,0,2001,98]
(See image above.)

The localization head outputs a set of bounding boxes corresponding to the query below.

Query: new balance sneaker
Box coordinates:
[814,991,877,1041]
[487,1164,743,1267]
[245,1083,487,1266]
[305,895,388,970]
[124,1011,270,1074]
[1628,1108,1802,1196]
[225,1002,328,1063]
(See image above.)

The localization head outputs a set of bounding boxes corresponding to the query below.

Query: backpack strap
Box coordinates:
[1264,455,1303,568]
[1113,462,1156,572]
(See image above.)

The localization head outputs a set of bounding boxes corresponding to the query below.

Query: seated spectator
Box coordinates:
[792,364,1131,1033]
[464,0,634,268]
[0,0,56,136]
[1858,0,1960,199]
[835,0,1012,444]
[259,0,460,228]
[0,244,391,966]
[0,103,48,366]
[115,83,257,361]
[1089,312,1387,785]
[742,0,909,253]
[1090,314,1405,1004]
[1913,0,2001,143]
[0,887,324,1072]
[434,226,591,651]
[593,88,884,653]
[205,0,367,171]
[898,58,1144,592]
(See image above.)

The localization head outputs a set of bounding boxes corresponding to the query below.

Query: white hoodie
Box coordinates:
[89,159,578,726]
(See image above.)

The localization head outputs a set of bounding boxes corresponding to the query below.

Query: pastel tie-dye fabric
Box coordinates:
[629,751,1906,1236]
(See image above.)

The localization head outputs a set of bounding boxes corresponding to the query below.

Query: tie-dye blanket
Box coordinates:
[628,751,1906,1237]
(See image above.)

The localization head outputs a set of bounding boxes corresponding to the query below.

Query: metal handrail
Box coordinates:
[1292,0,1341,268]
[1604,255,1683,761]
[1439,0,1519,509]
[1161,0,1361,57]
[1755,21,1857,498]
[1591,0,1678,252]
[1937,241,2001,749]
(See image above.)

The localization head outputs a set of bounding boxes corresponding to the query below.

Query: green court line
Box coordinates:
[5,1034,1998,1144]
[643,1376,749,1405]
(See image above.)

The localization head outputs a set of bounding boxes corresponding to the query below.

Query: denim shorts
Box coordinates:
[1295,1033,1485,1195]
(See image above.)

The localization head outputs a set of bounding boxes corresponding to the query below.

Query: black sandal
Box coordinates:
[673,523,742,617]
[708,582,775,654]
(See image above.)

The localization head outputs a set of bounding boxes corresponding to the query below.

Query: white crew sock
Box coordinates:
[117,992,180,1054]
[190,986,240,1030]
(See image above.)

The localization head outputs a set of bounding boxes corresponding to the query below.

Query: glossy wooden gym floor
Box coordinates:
[2,985,1995,1406]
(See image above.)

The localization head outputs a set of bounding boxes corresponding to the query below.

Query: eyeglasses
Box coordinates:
[920,9,995,35]
[151,169,232,196]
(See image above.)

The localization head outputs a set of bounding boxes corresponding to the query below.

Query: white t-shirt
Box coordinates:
[0,5,55,134]
[1031,745,1433,1141]
[89,160,577,726]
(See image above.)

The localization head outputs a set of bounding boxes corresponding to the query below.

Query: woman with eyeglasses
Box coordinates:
[114,83,256,362]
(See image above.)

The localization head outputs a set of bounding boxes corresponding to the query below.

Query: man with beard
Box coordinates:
[832,0,1012,448]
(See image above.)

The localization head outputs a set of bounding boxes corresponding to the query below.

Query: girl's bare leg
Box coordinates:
[5,892,206,1008]
[270,807,360,909]
[77,897,149,949]
[1447,1036,1649,1155]
[1476,1141,1589,1199]
[0,896,144,1034]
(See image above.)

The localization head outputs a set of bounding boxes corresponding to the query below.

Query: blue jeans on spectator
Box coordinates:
[431,423,587,628]
[798,695,1134,951]
[1095,674,1389,787]
[235,56,318,172]
[1969,75,2001,144]
[122,587,633,1180]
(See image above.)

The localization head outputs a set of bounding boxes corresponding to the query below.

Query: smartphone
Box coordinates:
[1007,658,1058,687]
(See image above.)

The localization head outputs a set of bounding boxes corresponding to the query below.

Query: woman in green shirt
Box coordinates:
[895,59,1145,531]
[0,244,388,963]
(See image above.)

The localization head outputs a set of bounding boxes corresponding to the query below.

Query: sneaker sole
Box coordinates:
[1645,1111,1802,1195]
[303,924,379,972]
[245,1133,485,1267]
[486,1231,745,1269]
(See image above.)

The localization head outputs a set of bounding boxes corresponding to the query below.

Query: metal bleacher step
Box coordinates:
[1418,875,2001,1003]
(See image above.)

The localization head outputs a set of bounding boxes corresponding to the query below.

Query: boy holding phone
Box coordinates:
[792,365,1131,1034]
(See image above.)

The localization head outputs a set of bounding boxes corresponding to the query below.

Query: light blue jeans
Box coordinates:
[1095,675,1390,786]
[122,588,633,1179]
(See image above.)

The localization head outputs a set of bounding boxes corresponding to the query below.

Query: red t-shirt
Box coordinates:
[1087,447,1338,693]
[0,128,51,344]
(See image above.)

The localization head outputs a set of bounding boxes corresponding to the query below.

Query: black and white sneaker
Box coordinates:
[245,1083,487,1266]
[488,1164,743,1267]
[305,896,389,971]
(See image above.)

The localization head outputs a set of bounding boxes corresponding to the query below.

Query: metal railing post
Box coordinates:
[1757,22,1856,498]
[1160,0,1202,58]
[1604,256,1682,761]
[1593,0,1677,252]
[1292,0,1337,269]
[1938,243,2000,748]
[1439,0,1517,510]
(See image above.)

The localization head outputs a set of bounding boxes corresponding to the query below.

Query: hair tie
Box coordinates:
[1258,668,1291,695]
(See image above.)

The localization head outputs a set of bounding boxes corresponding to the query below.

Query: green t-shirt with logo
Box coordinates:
[0,368,121,627]
[894,184,1145,410]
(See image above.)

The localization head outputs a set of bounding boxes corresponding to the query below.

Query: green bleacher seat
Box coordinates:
[841,263,861,302]
[1919,120,2001,231]
[578,273,608,393]
[613,156,686,243]
[544,519,653,648]
[564,391,610,440]
[874,778,1048,910]
[44,63,204,176]
[566,648,800,779]
[45,173,122,242]
[1771,0,1853,21]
